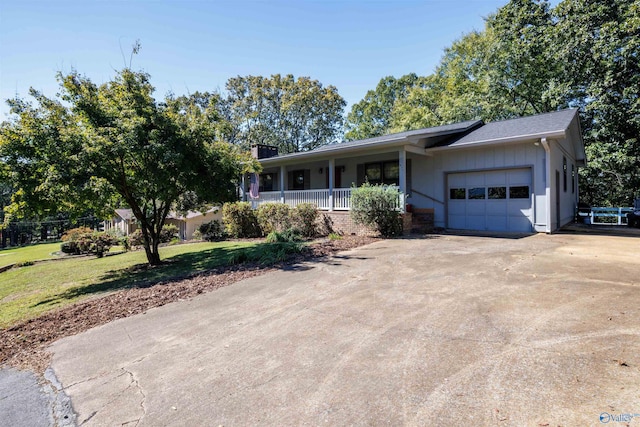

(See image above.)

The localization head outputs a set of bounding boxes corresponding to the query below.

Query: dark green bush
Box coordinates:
[265,228,303,243]
[222,202,260,238]
[198,219,226,241]
[256,203,292,235]
[160,224,180,242]
[350,183,403,237]
[292,203,319,237]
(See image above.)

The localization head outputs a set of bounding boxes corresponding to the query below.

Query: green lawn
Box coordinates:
[0,241,266,328]
[0,242,63,268]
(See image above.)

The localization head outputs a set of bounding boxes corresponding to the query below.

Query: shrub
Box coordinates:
[350,183,403,237]
[198,219,226,241]
[61,227,93,253]
[222,202,260,238]
[256,203,292,235]
[160,224,180,242]
[328,232,342,240]
[60,229,119,257]
[127,224,180,248]
[265,228,303,243]
[61,227,93,241]
[127,229,145,248]
[292,203,319,237]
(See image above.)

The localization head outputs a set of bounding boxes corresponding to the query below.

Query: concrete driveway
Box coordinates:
[49,233,640,426]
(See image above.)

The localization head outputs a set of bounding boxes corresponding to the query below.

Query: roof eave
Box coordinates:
[426,130,568,153]
[259,138,412,165]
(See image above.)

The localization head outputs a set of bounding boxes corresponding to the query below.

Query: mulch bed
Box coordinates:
[0,236,377,373]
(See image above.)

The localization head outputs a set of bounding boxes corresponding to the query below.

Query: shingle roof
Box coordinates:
[259,119,482,163]
[115,208,135,220]
[444,109,578,148]
[314,119,482,152]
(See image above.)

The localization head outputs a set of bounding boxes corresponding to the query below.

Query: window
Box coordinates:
[292,170,306,190]
[450,188,466,199]
[383,162,399,183]
[488,187,507,199]
[364,163,382,183]
[468,187,486,199]
[563,157,567,192]
[259,173,275,192]
[571,164,575,194]
[509,186,530,199]
[364,161,399,185]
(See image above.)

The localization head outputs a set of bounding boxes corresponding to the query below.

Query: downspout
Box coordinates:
[541,138,552,233]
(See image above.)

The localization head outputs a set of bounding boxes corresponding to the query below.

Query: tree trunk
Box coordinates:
[143,239,162,265]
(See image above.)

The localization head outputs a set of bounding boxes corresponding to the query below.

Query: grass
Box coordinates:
[0,240,306,329]
[0,242,63,268]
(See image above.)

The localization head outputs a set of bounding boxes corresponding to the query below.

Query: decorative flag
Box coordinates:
[249,173,260,199]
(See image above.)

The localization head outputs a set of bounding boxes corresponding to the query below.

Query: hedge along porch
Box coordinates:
[242,109,586,235]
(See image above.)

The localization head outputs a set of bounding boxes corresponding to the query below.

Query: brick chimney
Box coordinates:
[251,144,278,159]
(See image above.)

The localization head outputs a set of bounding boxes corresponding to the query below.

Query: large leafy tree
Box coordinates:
[344,73,422,140]
[0,69,256,265]
[222,74,345,154]
[347,0,639,206]
[554,0,640,205]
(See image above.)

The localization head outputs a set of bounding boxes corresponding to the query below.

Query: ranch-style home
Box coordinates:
[243,108,586,234]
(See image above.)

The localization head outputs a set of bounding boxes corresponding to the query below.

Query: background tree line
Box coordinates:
[345,0,639,206]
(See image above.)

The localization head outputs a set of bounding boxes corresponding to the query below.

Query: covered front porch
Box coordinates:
[243,147,413,212]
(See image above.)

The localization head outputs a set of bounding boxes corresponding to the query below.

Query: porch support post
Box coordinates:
[399,148,407,212]
[241,174,246,201]
[280,165,286,204]
[541,138,552,233]
[328,158,335,211]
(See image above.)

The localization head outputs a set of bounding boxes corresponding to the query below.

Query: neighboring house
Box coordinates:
[103,208,138,236]
[104,208,221,240]
[245,109,586,234]
[165,208,222,240]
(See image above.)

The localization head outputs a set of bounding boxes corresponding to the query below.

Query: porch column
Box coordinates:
[399,148,407,211]
[280,165,286,204]
[328,158,335,211]
[241,174,246,201]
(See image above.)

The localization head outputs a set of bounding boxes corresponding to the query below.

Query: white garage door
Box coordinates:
[447,168,533,232]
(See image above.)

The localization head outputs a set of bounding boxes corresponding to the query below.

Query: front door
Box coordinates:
[326,167,342,188]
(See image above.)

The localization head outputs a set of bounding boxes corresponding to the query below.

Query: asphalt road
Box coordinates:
[0,367,75,426]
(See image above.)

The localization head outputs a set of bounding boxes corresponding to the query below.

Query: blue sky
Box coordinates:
[1,0,511,120]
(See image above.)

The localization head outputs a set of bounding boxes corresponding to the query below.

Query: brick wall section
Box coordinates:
[411,208,435,233]
[319,211,413,236]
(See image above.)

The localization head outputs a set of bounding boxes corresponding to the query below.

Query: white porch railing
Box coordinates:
[249,187,406,212]
[251,188,341,210]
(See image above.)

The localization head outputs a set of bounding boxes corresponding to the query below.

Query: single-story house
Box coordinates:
[104,208,221,240]
[244,108,586,234]
[103,208,138,236]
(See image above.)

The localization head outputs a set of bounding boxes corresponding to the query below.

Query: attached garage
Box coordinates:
[447,168,533,232]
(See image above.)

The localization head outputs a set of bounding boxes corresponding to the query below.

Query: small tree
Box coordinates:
[350,183,403,237]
